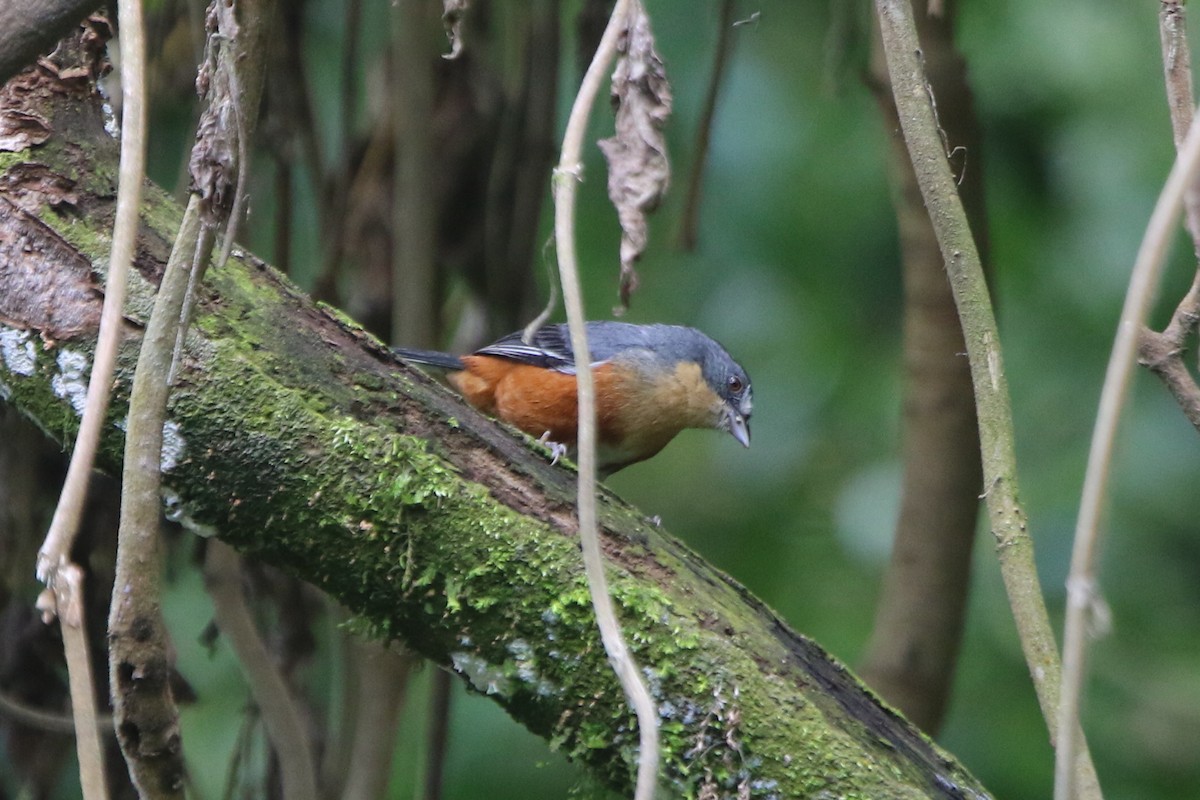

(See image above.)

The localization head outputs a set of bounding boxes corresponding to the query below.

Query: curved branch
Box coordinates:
[873,0,1102,795]
[551,0,660,797]
[861,0,984,732]
[204,541,318,800]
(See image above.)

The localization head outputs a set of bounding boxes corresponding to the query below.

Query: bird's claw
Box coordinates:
[538,431,569,466]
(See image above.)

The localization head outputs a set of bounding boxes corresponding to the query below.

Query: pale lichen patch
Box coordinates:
[451,651,511,696]
[50,348,90,415]
[0,326,37,376]
[161,419,185,472]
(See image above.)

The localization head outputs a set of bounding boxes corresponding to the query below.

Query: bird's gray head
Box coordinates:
[698,338,752,448]
[651,325,753,448]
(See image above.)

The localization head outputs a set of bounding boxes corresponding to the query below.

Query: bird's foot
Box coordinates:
[537,431,569,466]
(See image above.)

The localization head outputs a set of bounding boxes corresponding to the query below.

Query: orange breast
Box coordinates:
[449,356,631,446]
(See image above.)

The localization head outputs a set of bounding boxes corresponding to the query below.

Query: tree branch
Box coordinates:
[860,0,984,734]
[0,53,992,799]
[1139,0,1200,434]
[204,540,318,800]
[873,0,1102,795]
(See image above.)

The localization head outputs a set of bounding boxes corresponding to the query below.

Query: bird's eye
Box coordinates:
[727,375,743,393]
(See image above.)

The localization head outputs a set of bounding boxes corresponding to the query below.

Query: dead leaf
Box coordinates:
[188,2,241,220]
[597,1,673,310]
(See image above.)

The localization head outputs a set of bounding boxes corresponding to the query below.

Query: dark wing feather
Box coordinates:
[474,321,676,371]
[475,324,579,371]
[393,347,466,371]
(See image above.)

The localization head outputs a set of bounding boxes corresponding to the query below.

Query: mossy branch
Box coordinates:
[0,55,991,799]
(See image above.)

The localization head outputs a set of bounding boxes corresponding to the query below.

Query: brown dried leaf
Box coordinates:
[188,2,241,220]
[442,0,470,60]
[597,1,673,310]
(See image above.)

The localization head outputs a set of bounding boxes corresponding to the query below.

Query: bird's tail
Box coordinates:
[393,347,465,371]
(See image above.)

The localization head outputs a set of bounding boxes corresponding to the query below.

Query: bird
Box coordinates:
[395,321,752,475]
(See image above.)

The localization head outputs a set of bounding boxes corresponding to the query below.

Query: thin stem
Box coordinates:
[56,564,109,800]
[204,541,319,800]
[1139,1,1200,437]
[1056,81,1200,800]
[38,0,146,599]
[873,0,1102,795]
[859,0,983,732]
[676,0,735,252]
[0,686,111,735]
[554,0,659,796]
[111,201,205,799]
[37,0,147,794]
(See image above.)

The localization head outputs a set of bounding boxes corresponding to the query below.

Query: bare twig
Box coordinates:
[338,641,413,800]
[36,4,147,796]
[37,8,144,615]
[204,541,318,800]
[1139,0,1200,435]
[676,0,735,252]
[553,0,659,796]
[873,0,1102,794]
[47,563,110,800]
[110,3,273,792]
[0,684,113,735]
[1139,325,1200,429]
[860,0,983,733]
[1057,7,1200,799]
[1058,111,1200,800]
[1160,1,1195,154]
[110,200,203,799]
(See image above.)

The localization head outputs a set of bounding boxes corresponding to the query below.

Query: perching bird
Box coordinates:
[395,321,753,475]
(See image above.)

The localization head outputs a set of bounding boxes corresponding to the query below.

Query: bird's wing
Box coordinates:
[474,325,579,372]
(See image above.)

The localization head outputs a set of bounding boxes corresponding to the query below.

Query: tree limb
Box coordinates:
[1139,1,1200,435]
[860,0,985,734]
[873,0,1102,795]
[204,540,318,800]
[0,55,992,799]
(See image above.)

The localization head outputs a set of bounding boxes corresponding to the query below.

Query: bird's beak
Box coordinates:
[725,406,751,448]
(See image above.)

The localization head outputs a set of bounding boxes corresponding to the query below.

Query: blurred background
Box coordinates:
[3,1,1200,798]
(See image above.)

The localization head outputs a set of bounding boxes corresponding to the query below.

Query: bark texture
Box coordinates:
[0,0,102,85]
[0,59,992,798]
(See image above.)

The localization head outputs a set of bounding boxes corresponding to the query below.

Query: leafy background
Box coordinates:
[6,1,1200,798]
